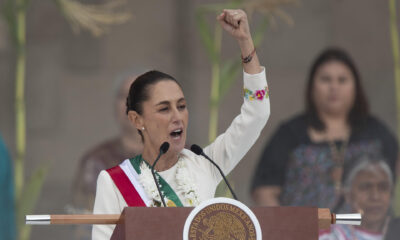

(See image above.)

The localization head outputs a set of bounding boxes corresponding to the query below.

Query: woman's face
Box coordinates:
[137,80,188,155]
[348,166,391,227]
[312,61,356,116]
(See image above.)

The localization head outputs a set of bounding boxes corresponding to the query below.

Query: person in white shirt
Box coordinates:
[92,9,271,239]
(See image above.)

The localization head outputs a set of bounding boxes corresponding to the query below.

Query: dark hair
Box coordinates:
[126,70,180,139]
[342,155,393,189]
[305,47,369,131]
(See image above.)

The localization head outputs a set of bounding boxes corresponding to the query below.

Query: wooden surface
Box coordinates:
[50,214,120,224]
[253,207,319,240]
[111,208,193,240]
[318,208,332,230]
[47,208,332,228]
[110,207,324,240]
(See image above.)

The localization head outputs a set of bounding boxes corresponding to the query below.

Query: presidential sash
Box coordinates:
[129,155,183,207]
[106,156,183,207]
[106,159,149,207]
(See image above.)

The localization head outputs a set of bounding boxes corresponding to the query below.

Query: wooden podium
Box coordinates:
[110,207,332,240]
[27,205,356,239]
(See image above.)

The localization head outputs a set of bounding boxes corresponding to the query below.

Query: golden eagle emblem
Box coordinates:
[199,212,246,240]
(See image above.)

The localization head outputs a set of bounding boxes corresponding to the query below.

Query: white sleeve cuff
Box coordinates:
[243,66,267,90]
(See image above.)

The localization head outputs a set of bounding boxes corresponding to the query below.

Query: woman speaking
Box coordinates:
[92,9,270,239]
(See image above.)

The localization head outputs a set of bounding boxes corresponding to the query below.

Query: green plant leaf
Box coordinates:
[16,165,48,225]
[219,58,242,98]
[1,0,18,44]
[253,16,269,47]
[21,0,31,10]
[389,0,400,217]
[16,165,48,240]
[196,10,219,63]
[198,1,243,13]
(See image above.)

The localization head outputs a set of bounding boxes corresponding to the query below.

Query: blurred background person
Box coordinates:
[72,74,143,212]
[70,74,143,239]
[319,156,399,240]
[0,134,16,240]
[251,48,399,210]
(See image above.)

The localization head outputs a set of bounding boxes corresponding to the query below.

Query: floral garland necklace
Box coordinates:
[138,156,200,207]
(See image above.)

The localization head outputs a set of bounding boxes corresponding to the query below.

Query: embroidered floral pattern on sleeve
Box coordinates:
[243,86,269,101]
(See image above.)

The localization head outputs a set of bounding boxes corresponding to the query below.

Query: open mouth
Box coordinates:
[170,128,183,139]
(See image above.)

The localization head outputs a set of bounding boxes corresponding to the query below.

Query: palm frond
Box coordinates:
[242,0,299,26]
[55,0,131,36]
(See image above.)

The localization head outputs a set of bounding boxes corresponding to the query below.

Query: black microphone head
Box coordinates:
[160,142,170,154]
[190,144,203,155]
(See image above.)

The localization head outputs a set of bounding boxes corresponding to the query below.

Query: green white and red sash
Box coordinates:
[106,155,183,207]
[106,159,149,207]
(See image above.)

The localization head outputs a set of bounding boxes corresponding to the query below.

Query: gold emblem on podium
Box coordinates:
[184,198,261,240]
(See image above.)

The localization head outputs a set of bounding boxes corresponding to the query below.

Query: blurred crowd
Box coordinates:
[251,48,399,240]
[1,47,399,240]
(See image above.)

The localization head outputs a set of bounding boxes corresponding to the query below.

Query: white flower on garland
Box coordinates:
[138,157,200,207]
[139,161,169,206]
[176,160,200,206]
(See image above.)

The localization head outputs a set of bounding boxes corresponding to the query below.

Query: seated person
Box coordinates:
[319,156,399,240]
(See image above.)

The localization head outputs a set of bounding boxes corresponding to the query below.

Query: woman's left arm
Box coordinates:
[203,9,270,183]
[217,9,261,74]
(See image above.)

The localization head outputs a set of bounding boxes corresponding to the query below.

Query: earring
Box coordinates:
[141,127,145,131]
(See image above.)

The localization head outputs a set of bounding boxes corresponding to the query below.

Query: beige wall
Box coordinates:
[0,0,398,239]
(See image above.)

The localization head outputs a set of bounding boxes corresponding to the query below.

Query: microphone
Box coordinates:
[151,142,170,207]
[190,144,238,200]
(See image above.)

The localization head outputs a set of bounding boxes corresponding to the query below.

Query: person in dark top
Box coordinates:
[251,48,398,210]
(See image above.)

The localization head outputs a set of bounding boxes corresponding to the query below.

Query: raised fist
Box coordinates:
[217,9,251,41]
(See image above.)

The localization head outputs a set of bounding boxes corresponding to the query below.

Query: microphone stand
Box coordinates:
[150,143,169,207]
[191,145,238,200]
[203,154,238,200]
